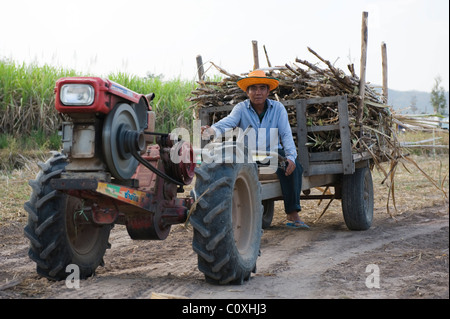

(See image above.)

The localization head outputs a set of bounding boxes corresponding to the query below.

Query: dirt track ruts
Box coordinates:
[0,202,448,299]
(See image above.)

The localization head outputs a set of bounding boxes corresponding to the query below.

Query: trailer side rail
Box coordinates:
[199,95,368,177]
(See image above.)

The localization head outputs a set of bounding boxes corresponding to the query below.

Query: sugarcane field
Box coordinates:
[0,6,449,301]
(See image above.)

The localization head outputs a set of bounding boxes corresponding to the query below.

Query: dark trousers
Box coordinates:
[276,149,303,214]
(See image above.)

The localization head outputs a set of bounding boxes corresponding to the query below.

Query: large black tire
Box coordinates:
[341,166,374,231]
[191,161,263,285]
[24,153,111,280]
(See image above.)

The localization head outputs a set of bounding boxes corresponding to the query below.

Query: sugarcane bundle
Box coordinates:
[190,47,395,164]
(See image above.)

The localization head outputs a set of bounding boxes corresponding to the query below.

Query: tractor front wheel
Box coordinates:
[24,153,111,280]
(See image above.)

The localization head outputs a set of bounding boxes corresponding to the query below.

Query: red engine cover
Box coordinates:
[55,77,149,114]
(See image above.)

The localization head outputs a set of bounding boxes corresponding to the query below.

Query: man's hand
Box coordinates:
[285,159,296,176]
[201,125,215,140]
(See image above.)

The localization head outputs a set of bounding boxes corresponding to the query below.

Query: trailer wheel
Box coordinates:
[24,153,111,280]
[191,159,263,285]
[262,200,274,229]
[341,166,374,230]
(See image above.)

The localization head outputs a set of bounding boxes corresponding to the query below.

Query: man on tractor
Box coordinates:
[201,70,309,229]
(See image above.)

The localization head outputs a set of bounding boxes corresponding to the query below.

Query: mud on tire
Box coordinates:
[191,159,263,285]
[24,153,111,280]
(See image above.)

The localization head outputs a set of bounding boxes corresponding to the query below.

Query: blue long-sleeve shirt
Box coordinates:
[211,99,297,162]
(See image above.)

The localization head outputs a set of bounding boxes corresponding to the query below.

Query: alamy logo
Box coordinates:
[365,264,380,289]
[65,264,80,289]
[169,120,281,173]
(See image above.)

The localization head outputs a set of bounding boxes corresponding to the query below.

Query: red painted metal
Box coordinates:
[52,76,195,241]
[132,145,161,192]
[55,77,150,114]
[92,205,119,225]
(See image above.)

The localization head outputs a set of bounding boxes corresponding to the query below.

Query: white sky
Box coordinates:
[0,0,448,92]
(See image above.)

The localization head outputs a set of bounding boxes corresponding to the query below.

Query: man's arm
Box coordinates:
[202,103,245,139]
[277,105,297,163]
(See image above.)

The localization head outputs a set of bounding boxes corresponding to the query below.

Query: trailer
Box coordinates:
[197,95,375,231]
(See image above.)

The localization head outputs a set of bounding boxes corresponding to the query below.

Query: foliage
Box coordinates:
[430,76,448,115]
[0,59,197,153]
[0,59,79,136]
[108,72,196,132]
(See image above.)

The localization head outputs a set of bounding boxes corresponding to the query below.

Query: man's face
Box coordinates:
[246,84,270,105]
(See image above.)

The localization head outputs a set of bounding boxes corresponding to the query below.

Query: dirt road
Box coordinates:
[1,201,448,299]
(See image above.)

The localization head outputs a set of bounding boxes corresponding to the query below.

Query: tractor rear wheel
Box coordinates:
[191,160,263,285]
[24,153,111,280]
[341,166,374,230]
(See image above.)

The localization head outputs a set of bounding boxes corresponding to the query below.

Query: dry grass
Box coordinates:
[397,130,449,157]
[398,130,449,145]
[373,154,449,214]
[0,167,35,225]
[272,153,449,226]
[0,153,448,226]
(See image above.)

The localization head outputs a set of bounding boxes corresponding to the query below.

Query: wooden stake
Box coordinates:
[357,11,368,125]
[263,45,272,68]
[381,42,388,104]
[252,40,260,70]
[196,54,205,82]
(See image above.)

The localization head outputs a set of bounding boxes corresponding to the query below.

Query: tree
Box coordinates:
[430,76,447,115]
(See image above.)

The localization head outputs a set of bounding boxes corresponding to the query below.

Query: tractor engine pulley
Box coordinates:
[102,103,143,180]
[102,103,195,186]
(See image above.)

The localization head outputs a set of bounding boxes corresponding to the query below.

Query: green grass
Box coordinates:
[0,59,197,135]
[108,72,196,132]
[0,59,198,171]
[0,59,79,135]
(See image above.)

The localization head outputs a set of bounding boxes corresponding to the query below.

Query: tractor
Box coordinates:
[24,77,263,285]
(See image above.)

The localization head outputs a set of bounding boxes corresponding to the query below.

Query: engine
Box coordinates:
[55,77,194,186]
